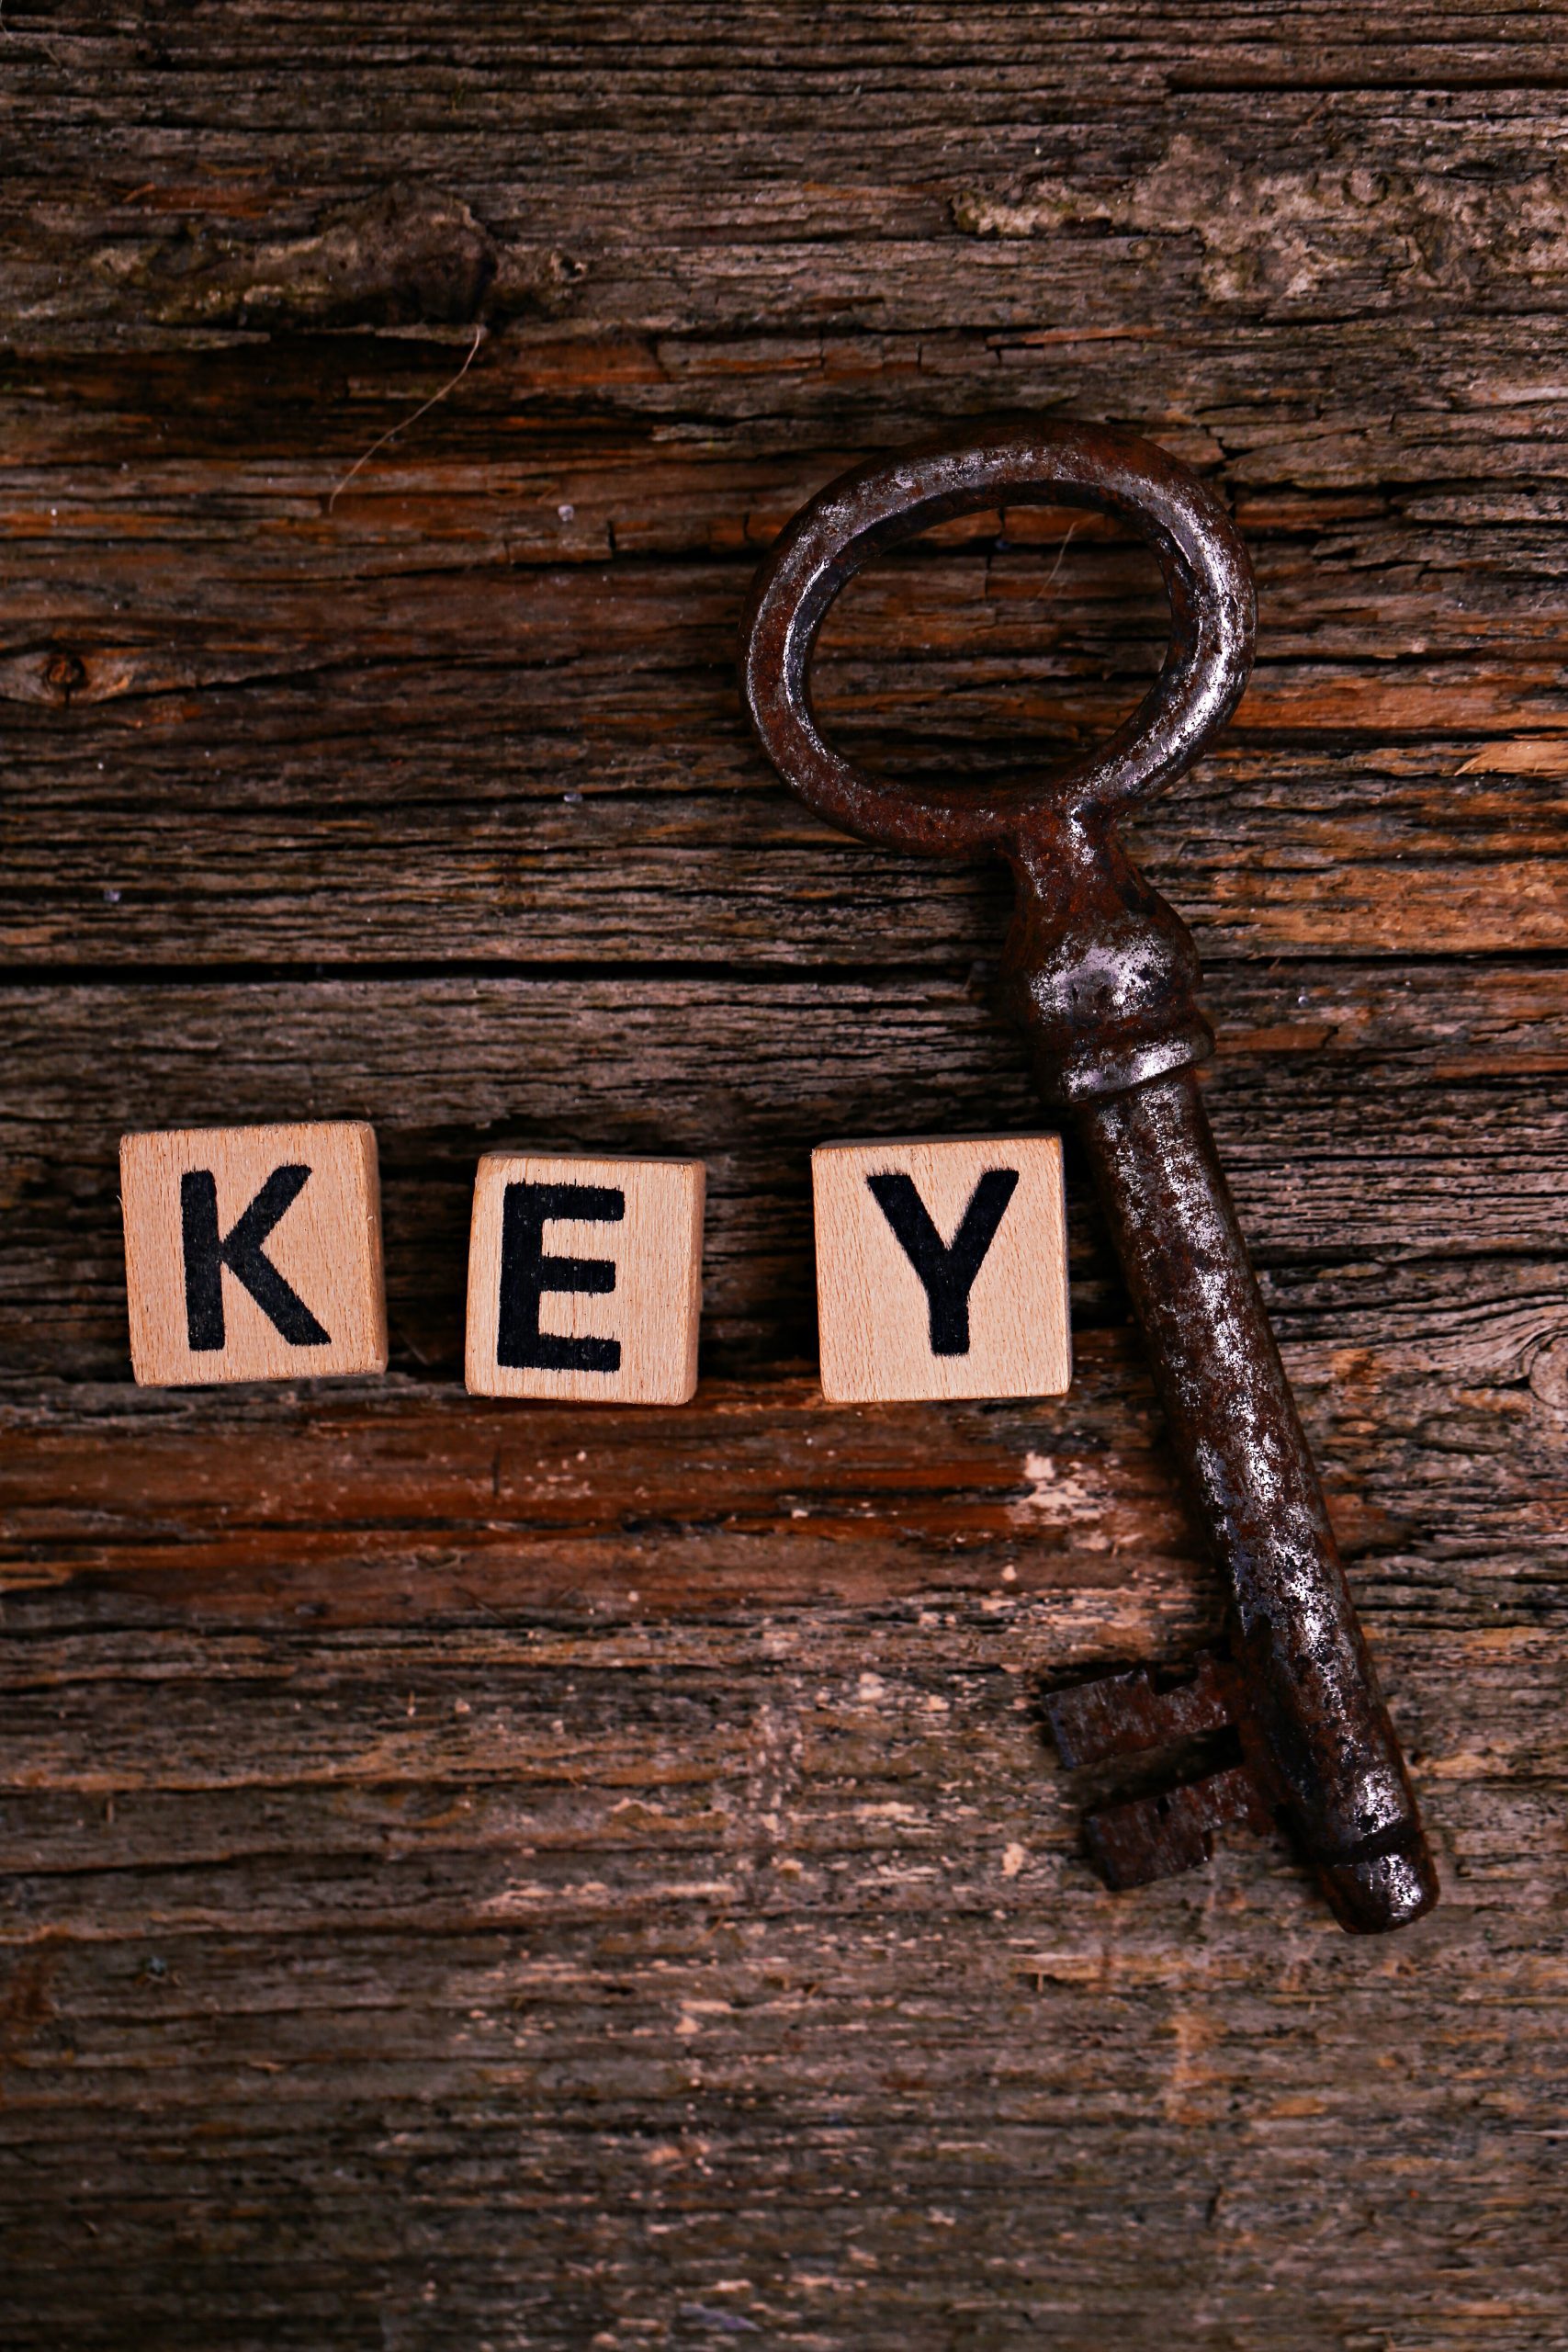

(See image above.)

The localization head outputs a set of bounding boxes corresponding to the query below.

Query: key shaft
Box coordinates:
[1076,1068,1435,1929]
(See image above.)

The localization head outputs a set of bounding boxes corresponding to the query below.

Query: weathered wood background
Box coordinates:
[4,7,1567,2345]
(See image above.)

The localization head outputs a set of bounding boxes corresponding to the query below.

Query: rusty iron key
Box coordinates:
[740,424,1438,1933]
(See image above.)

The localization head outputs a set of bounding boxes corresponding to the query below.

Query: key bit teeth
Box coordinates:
[1047,1654,1278,1894]
[1084,1761,1275,1890]
[1043,1652,1235,1769]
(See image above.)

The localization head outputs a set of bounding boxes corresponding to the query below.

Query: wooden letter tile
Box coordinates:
[812,1135,1070,1404]
[120,1122,388,1386]
[466,1153,705,1404]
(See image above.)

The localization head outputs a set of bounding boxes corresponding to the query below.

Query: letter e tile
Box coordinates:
[120,1122,388,1386]
[466,1153,705,1404]
[812,1136,1070,1403]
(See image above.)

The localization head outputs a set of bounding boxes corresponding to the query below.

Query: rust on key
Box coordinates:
[740,424,1438,1935]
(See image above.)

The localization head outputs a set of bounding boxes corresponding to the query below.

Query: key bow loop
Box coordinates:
[740,424,1256,1100]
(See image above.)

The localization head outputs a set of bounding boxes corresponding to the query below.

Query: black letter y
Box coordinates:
[867,1168,1020,1354]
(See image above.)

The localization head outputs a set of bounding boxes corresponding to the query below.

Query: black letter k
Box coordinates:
[181,1165,332,1351]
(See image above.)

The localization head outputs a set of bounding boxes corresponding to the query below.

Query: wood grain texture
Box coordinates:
[3,6,1568,2347]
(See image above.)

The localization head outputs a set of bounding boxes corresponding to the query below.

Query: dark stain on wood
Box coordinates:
[2,8,1567,2346]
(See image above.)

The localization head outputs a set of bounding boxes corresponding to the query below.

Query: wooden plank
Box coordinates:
[3,960,1566,1385]
[7,26,1568,359]
[7,729,1567,967]
[3,1326,1562,1618]
[5,396,1568,965]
